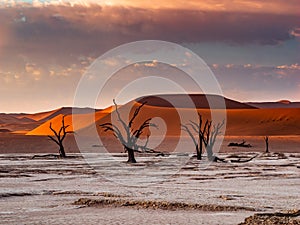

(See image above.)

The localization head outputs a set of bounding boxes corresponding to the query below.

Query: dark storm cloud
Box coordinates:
[0,4,299,113]
[1,5,299,57]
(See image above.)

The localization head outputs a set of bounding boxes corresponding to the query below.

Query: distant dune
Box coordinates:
[27,110,110,136]
[248,101,300,109]
[1,94,300,154]
[28,105,300,137]
[0,113,42,133]
[12,107,98,122]
[1,95,299,137]
[95,105,300,136]
[0,114,32,124]
[11,109,61,122]
[0,107,100,133]
[137,94,256,109]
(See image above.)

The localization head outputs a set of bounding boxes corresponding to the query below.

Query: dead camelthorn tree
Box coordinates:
[100,100,157,163]
[203,120,225,162]
[48,115,72,158]
[181,113,209,160]
[264,136,269,153]
[182,113,225,162]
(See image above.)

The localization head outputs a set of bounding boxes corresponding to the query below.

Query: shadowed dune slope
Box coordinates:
[11,108,61,122]
[136,94,256,109]
[0,114,42,133]
[11,107,98,122]
[0,114,33,124]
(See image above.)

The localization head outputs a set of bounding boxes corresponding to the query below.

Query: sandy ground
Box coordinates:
[0,152,299,224]
[0,133,299,154]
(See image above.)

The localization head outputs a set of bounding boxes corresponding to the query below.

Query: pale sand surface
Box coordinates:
[0,153,299,224]
[1,198,252,225]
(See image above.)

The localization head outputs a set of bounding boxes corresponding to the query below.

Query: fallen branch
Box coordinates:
[229,154,258,163]
[257,210,300,217]
[228,140,252,148]
[31,154,60,159]
[31,154,81,159]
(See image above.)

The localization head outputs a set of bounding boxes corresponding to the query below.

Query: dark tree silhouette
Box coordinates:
[182,113,225,161]
[228,140,252,148]
[100,100,157,163]
[202,120,225,161]
[264,136,269,153]
[181,113,209,160]
[48,115,72,158]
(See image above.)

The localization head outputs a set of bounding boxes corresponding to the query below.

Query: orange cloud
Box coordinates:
[1,0,299,15]
[276,63,300,70]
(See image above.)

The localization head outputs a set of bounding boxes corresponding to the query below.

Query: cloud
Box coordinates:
[0,5,298,57]
[0,3,299,112]
[290,28,300,38]
[1,0,300,15]
[211,63,300,101]
[276,63,300,70]
[144,60,158,67]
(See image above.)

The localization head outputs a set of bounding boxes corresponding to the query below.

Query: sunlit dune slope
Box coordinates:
[26,100,300,136]
[27,110,110,135]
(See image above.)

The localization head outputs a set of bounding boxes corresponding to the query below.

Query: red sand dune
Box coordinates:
[14,107,97,122]
[27,110,110,136]
[136,94,256,109]
[0,114,42,133]
[0,114,31,124]
[1,107,101,133]
[1,94,300,154]
[27,103,300,137]
[0,94,297,138]
[12,109,60,122]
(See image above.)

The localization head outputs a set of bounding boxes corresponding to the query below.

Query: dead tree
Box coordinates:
[100,100,157,163]
[181,113,209,160]
[182,114,224,161]
[203,120,225,162]
[48,115,72,158]
[264,136,269,153]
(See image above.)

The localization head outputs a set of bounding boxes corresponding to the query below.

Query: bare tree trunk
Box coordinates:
[125,146,137,163]
[59,144,66,158]
[206,146,214,161]
[196,137,203,160]
[196,145,201,160]
[264,136,269,153]
[199,137,203,160]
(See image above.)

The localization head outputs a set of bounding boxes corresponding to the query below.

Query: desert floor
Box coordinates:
[1,134,300,154]
[0,151,299,224]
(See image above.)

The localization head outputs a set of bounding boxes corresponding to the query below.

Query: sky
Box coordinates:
[0,0,299,113]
